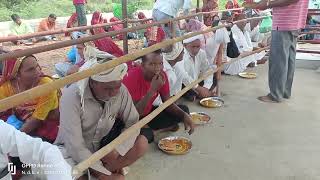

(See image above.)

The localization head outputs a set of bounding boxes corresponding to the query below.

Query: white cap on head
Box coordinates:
[182,33,204,44]
[77,46,127,110]
[163,42,184,61]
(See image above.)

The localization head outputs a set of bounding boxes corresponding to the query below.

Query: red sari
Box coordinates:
[137,12,165,46]
[109,17,124,40]
[91,11,135,69]
[202,0,219,26]
[65,13,78,36]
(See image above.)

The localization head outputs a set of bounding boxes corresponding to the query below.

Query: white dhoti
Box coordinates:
[255,51,266,61]
[223,54,256,75]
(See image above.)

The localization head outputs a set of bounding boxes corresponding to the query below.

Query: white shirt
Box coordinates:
[205,27,230,63]
[182,48,214,89]
[244,23,264,47]
[154,0,192,17]
[0,120,72,180]
[232,24,253,53]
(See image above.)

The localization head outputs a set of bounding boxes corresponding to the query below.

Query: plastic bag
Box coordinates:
[259,16,272,33]
[112,3,122,19]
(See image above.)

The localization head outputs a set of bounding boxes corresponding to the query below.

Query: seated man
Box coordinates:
[224,14,266,75]
[182,18,230,65]
[245,14,270,48]
[153,42,187,104]
[55,51,148,180]
[122,49,195,142]
[8,14,35,45]
[0,120,72,180]
[37,14,58,41]
[55,32,87,77]
[181,34,216,101]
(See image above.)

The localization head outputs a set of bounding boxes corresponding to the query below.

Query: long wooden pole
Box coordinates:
[122,0,129,54]
[297,49,320,54]
[215,44,223,96]
[0,8,243,43]
[298,39,320,44]
[0,15,263,61]
[0,16,266,112]
[0,21,124,43]
[72,46,270,177]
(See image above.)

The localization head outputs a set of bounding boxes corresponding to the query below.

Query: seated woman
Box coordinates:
[109,17,124,40]
[0,54,60,143]
[65,13,78,36]
[138,12,165,47]
[91,11,135,69]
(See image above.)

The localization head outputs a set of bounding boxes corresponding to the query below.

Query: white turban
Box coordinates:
[182,33,204,44]
[77,47,128,110]
[163,42,184,61]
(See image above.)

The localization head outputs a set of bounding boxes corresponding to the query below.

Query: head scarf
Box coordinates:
[110,17,124,40]
[65,13,78,36]
[77,47,127,110]
[91,11,104,26]
[138,12,146,19]
[163,42,184,61]
[184,19,214,40]
[0,54,40,86]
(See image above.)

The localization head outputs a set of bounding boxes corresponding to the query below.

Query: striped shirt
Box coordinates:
[272,0,309,31]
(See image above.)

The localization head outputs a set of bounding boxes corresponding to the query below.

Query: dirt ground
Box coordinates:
[2,36,144,75]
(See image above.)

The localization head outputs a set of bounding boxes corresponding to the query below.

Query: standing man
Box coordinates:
[152,0,191,38]
[244,0,309,103]
[73,0,87,27]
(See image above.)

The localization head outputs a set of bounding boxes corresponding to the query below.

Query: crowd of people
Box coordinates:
[0,0,310,179]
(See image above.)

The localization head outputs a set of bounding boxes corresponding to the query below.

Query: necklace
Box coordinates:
[15,79,37,94]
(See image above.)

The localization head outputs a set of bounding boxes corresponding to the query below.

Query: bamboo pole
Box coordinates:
[127,18,153,23]
[299,31,320,34]
[72,46,270,177]
[0,8,243,44]
[0,15,264,61]
[215,44,223,96]
[228,46,269,63]
[0,21,124,43]
[297,49,320,54]
[122,0,129,54]
[73,69,215,177]
[298,40,320,44]
[0,16,266,112]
